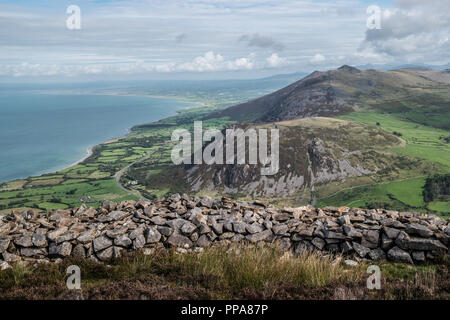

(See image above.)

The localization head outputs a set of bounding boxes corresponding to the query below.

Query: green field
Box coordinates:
[428,201,450,214]
[338,112,450,171]
[382,178,426,207]
[316,111,449,217]
[0,178,131,213]
[317,177,449,218]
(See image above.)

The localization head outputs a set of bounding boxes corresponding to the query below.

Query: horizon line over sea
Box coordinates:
[0,91,196,183]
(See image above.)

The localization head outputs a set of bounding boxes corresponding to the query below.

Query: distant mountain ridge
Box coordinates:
[158,65,450,202]
[210,65,450,128]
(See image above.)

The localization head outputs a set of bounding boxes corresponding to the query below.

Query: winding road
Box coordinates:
[114,151,158,201]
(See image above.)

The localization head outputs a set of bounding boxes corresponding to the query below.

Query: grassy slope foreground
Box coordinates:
[1,245,448,300]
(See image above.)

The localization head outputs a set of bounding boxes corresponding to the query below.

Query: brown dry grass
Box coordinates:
[0,244,448,300]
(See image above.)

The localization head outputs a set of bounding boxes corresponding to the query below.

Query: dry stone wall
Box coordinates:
[1,194,449,270]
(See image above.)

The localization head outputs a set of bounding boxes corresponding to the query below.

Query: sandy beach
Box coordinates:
[67,146,94,168]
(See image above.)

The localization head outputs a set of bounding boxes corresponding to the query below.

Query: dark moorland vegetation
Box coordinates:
[0,245,448,300]
[423,174,450,202]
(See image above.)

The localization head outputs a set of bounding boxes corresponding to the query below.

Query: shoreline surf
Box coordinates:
[55,127,133,174]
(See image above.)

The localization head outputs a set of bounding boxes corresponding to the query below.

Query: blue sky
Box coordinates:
[0,0,448,80]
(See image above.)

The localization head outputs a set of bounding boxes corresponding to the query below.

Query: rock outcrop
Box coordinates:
[0,194,448,269]
[182,118,405,198]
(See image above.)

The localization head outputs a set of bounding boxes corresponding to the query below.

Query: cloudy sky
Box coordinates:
[0,0,448,80]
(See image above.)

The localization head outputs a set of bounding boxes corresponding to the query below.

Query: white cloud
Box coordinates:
[309,53,326,64]
[0,51,259,77]
[227,57,254,70]
[1,0,447,79]
[177,51,224,72]
[169,51,255,72]
[0,0,371,78]
[361,0,450,64]
[265,53,288,68]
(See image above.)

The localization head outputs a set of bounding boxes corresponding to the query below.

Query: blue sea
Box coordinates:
[0,91,194,182]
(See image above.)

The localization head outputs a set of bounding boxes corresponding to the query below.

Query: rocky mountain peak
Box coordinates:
[337,65,361,73]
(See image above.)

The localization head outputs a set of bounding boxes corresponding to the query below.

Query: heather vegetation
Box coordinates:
[1,246,448,300]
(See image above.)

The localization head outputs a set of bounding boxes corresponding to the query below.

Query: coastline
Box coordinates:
[52,95,204,173]
[46,126,140,176]
[64,146,94,169]
[70,126,132,168]
[0,94,203,184]
[35,90,207,110]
